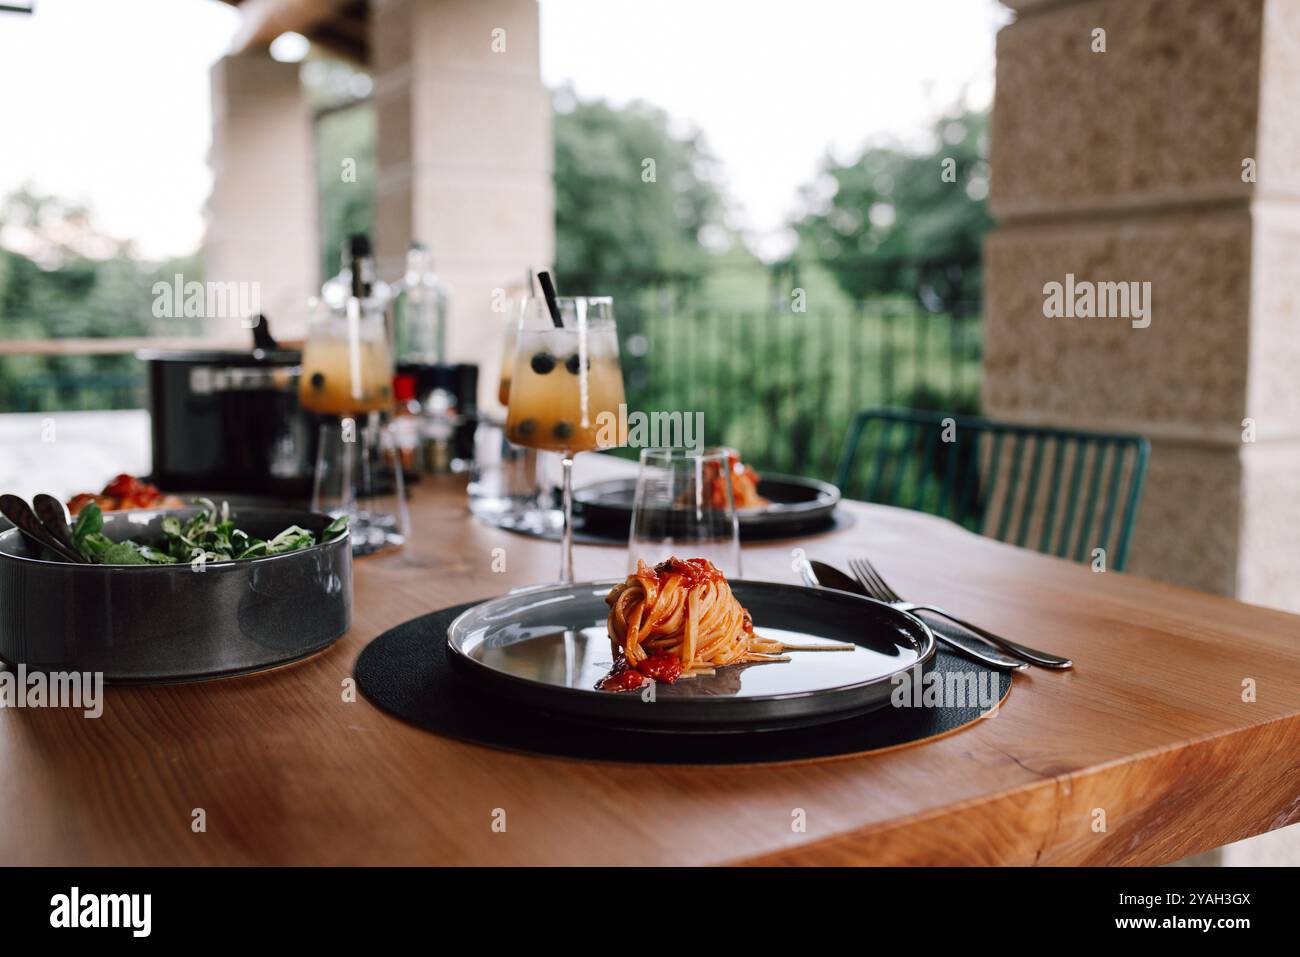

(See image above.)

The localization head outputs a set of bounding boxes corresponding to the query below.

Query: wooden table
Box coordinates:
[4,471,1300,866]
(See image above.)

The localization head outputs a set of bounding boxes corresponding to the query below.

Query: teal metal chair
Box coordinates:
[835,408,1150,571]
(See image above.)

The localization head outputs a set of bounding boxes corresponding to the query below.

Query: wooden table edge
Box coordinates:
[726,709,1300,866]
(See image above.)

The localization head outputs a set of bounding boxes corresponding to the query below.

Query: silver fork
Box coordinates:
[848,557,1073,670]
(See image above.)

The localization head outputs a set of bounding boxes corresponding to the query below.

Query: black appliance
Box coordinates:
[139,318,319,500]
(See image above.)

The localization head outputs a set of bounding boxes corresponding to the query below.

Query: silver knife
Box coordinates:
[802,559,1028,672]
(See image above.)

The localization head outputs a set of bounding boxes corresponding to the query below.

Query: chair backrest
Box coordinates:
[835,408,1150,571]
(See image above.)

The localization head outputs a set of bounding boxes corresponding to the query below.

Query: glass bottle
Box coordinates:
[391,242,449,368]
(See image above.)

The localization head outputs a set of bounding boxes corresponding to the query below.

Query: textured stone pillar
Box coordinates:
[985,0,1300,864]
[985,0,1300,609]
[371,0,553,405]
[204,53,318,341]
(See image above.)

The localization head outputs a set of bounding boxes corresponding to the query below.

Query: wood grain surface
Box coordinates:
[3,462,1300,866]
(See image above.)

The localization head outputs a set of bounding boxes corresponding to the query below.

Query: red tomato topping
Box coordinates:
[598,650,686,691]
[636,652,684,684]
[598,668,647,692]
[68,474,177,514]
[646,556,724,590]
[102,473,139,498]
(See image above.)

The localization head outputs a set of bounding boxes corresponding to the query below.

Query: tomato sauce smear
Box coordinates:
[597,652,685,692]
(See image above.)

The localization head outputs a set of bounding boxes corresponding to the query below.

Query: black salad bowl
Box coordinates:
[0,506,352,683]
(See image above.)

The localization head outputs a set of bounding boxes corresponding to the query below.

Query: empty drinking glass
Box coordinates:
[628,447,741,578]
[311,415,409,555]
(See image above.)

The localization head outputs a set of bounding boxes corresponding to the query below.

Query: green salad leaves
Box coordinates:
[71,499,349,566]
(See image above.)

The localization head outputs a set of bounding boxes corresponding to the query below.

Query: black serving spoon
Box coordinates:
[0,494,89,563]
[33,493,89,563]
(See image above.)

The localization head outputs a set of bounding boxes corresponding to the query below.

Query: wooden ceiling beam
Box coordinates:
[303,24,367,65]
[225,0,370,64]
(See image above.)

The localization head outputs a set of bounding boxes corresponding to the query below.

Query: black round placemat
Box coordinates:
[484,508,857,546]
[355,600,1012,765]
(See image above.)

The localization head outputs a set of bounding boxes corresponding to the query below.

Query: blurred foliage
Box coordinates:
[304,54,376,280]
[0,185,202,411]
[689,242,861,314]
[553,85,726,299]
[787,107,991,315]
[315,102,376,280]
[619,303,982,480]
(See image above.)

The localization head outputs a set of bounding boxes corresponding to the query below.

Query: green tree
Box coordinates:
[305,56,376,280]
[0,185,201,410]
[315,102,375,279]
[552,85,726,297]
[787,107,992,313]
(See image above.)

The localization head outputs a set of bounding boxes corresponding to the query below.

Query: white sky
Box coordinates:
[0,0,240,260]
[0,0,1008,262]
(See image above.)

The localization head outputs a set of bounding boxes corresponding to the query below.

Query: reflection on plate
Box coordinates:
[473,623,916,698]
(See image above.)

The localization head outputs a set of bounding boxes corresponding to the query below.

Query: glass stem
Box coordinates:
[560,454,575,584]
[340,416,357,517]
[311,422,329,513]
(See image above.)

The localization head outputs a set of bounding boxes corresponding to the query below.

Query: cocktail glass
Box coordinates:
[505,296,625,582]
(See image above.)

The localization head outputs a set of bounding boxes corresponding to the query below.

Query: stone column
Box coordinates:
[984,0,1300,609]
[985,0,1300,864]
[205,53,318,341]
[371,0,553,406]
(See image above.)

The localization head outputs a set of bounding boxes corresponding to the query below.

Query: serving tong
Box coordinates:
[0,493,91,563]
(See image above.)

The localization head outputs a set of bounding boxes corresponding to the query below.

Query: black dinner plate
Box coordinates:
[446,579,936,731]
[574,473,841,539]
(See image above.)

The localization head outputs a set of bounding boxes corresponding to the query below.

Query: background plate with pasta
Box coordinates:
[575,473,841,540]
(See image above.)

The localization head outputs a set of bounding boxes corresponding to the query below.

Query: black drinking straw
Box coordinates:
[537,271,564,328]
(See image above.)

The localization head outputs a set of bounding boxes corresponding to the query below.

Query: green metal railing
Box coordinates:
[1,303,986,494]
[618,302,982,481]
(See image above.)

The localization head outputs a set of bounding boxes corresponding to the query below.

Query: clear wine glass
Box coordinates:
[300,297,407,554]
[628,447,742,578]
[473,290,562,534]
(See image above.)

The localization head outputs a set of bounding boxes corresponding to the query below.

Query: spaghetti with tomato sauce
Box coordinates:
[703,450,769,509]
[599,556,850,691]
